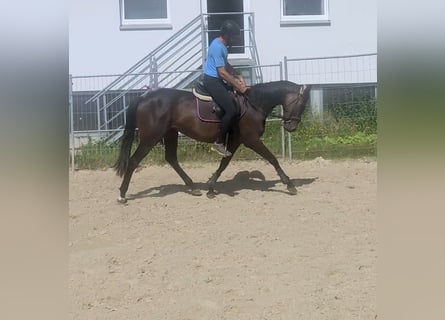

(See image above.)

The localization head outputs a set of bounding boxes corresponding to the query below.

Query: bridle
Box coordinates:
[247,85,307,123]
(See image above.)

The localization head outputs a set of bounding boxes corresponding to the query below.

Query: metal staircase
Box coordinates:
[87,13,262,143]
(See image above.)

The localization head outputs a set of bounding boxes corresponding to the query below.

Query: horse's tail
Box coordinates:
[113,96,142,177]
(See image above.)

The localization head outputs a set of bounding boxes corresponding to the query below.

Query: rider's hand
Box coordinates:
[238,83,249,94]
[235,78,249,94]
[237,76,247,87]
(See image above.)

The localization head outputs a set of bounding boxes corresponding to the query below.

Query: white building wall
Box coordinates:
[69,0,201,76]
[69,0,376,76]
[251,0,377,65]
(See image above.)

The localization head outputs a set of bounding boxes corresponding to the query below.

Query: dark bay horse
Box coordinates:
[114,80,310,202]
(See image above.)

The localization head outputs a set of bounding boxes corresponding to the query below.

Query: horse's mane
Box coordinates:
[246,81,300,112]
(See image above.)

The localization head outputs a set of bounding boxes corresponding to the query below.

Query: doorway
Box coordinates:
[204,0,246,54]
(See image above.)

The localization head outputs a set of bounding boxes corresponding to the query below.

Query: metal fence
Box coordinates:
[69,54,377,170]
[69,63,283,146]
[284,53,377,85]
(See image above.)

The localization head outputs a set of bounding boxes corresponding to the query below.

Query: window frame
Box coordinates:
[280,0,330,26]
[119,0,172,31]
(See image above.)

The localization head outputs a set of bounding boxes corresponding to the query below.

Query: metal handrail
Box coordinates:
[94,21,203,112]
[160,55,201,88]
[86,15,202,103]
[98,76,147,113]
[157,37,201,69]
[157,36,201,70]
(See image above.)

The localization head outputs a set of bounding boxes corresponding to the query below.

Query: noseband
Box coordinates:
[281,84,308,123]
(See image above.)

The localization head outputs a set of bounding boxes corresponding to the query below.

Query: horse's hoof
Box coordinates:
[191,189,202,196]
[206,190,216,199]
[117,197,127,204]
[287,186,298,195]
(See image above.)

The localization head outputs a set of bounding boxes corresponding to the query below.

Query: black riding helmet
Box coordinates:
[219,20,241,37]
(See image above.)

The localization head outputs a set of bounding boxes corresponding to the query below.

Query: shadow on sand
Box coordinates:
[126,170,317,200]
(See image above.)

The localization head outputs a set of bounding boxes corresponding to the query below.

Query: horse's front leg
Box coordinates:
[207,141,240,198]
[245,139,297,195]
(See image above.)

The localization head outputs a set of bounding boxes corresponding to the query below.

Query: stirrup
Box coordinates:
[212,142,232,157]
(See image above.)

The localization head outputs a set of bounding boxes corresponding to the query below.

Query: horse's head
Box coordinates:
[282,84,311,132]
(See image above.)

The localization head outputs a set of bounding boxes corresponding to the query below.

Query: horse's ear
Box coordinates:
[299,84,311,96]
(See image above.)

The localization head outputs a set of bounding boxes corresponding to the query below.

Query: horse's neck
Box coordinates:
[256,93,284,116]
[263,98,282,114]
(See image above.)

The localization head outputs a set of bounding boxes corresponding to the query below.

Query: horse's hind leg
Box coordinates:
[245,139,297,195]
[118,141,154,203]
[164,129,201,196]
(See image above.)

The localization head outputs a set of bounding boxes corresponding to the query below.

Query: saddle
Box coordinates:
[192,78,247,123]
[192,79,213,102]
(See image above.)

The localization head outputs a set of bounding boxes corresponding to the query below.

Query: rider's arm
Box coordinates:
[217,66,247,93]
[225,63,247,87]
[225,62,239,76]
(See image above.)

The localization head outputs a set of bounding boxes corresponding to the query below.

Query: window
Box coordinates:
[280,0,330,25]
[120,0,172,30]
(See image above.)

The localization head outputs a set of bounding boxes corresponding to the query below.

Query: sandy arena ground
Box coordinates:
[69,158,376,319]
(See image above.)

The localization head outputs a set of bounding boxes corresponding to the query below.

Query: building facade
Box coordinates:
[69,0,377,77]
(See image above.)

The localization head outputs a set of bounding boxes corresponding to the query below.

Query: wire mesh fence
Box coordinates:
[284,53,377,85]
[69,55,377,170]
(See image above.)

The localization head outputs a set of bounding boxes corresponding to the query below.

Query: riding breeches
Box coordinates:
[203,74,239,143]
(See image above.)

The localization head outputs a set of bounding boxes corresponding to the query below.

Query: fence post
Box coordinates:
[284,56,292,162]
[69,74,75,172]
[149,57,159,89]
[283,56,288,81]
[279,61,285,159]
[284,56,292,159]
[153,57,159,88]
[96,97,101,133]
[123,94,127,125]
[288,132,292,160]
[281,106,285,160]
[103,94,108,132]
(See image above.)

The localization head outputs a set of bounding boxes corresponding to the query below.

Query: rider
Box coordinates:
[203,20,248,157]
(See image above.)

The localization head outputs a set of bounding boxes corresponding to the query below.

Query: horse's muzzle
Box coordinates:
[283,120,299,132]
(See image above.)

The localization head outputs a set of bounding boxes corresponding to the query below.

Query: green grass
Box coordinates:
[73,131,376,169]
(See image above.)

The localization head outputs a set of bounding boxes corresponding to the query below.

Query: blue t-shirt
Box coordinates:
[204,38,228,78]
